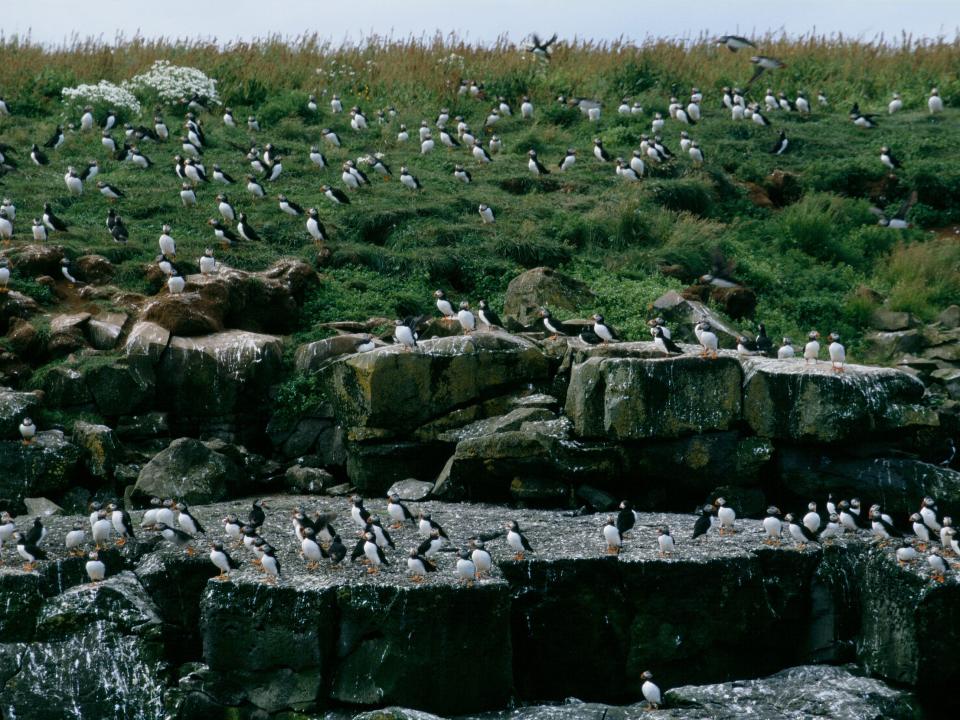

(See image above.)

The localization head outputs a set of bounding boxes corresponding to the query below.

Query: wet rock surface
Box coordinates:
[0,495,953,718]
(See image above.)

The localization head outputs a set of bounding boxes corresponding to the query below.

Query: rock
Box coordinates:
[937,305,960,328]
[6,318,41,360]
[566,355,742,440]
[39,365,92,407]
[84,356,156,417]
[133,437,240,504]
[35,571,163,640]
[870,309,919,331]
[863,329,925,364]
[124,320,170,362]
[22,497,62,516]
[691,284,757,320]
[72,421,122,480]
[931,368,960,399]
[141,289,225,336]
[326,482,353,496]
[49,312,91,335]
[327,333,550,433]
[779,453,960,518]
[502,266,595,328]
[347,440,449,495]
[741,357,929,442]
[294,333,383,373]
[0,291,39,333]
[152,331,284,417]
[0,430,81,509]
[9,244,64,277]
[84,312,127,350]
[386,478,435,501]
[284,465,333,493]
[0,386,41,440]
[74,254,114,284]
[575,484,618,511]
[0,621,167,719]
[116,412,169,441]
[663,664,920,719]
[651,291,741,347]
[183,259,318,334]
[0,573,44,642]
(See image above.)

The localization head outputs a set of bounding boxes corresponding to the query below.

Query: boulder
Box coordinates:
[295,333,383,373]
[116,412,169,441]
[140,289,225,337]
[651,291,741,347]
[0,291,39,334]
[38,365,92,407]
[870,309,919,331]
[326,333,550,432]
[937,305,960,329]
[931,368,960,400]
[124,320,170,362]
[0,573,44,642]
[84,356,156,417]
[566,355,742,440]
[502,266,595,327]
[133,437,240,504]
[72,421,122,480]
[862,329,925,364]
[284,465,333,494]
[0,386,41,440]
[8,244,64,277]
[22,497,63,517]
[84,312,127,350]
[346,440,449,495]
[387,478,435,501]
[0,430,81,509]
[153,331,284,417]
[6,318,41,360]
[741,357,930,442]
[74,254,114,284]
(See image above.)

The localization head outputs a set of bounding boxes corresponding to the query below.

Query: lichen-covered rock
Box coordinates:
[326,333,550,432]
[741,357,930,442]
[75,254,115,284]
[502,266,595,327]
[9,244,64,277]
[0,291,39,334]
[295,333,384,373]
[566,355,742,440]
[141,289,225,336]
[651,291,741,347]
[153,331,284,417]
[0,431,82,509]
[0,386,41,439]
[133,437,239,504]
[285,464,333,493]
[72,421,122,480]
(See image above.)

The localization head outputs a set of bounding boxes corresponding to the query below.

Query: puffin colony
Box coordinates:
[0,28,955,717]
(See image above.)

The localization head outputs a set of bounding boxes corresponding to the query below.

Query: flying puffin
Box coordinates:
[506,520,534,560]
[747,55,786,86]
[715,34,755,52]
[525,32,558,60]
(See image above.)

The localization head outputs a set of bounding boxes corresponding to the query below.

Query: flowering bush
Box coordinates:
[125,60,220,104]
[61,80,142,114]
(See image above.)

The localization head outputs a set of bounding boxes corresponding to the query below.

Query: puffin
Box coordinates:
[506,520,534,560]
[592,314,617,343]
[387,493,415,529]
[350,497,371,528]
[593,138,611,162]
[603,517,622,555]
[803,331,821,364]
[457,301,476,334]
[927,551,948,582]
[199,248,217,275]
[880,146,901,171]
[301,528,325,570]
[180,183,197,207]
[25,517,46,546]
[0,259,9,293]
[715,34,756,52]
[910,513,931,548]
[19,417,36,444]
[322,184,350,205]
[328,535,347,566]
[363,532,389,573]
[616,500,637,536]
[418,512,449,540]
[400,166,422,190]
[14,531,47,572]
[237,213,261,241]
[394,318,418,350]
[407,548,437,581]
[694,322,719,358]
[65,522,87,556]
[762,506,782,544]
[418,529,445,559]
[539,308,570,339]
[528,149,549,176]
[559,148,576,171]
[97,181,125,200]
[64,167,83,194]
[652,326,681,355]
[157,522,195,553]
[176,502,205,535]
[454,164,472,183]
[468,537,492,579]
[478,204,495,224]
[210,541,240,579]
[108,502,136,545]
[222,514,243,544]
[657,526,675,556]
[471,139,493,163]
[525,32,558,60]
[212,164,235,184]
[827,332,845,372]
[79,160,99,181]
[771,131,789,155]
[928,88,944,114]
[716,497,736,535]
[248,499,267,529]
[870,505,902,541]
[896,540,919,566]
[521,96,534,118]
[367,516,395,550]
[91,509,113,549]
[456,549,478,585]
[477,300,502,330]
[641,671,662,710]
[0,210,11,241]
[850,103,879,128]
[278,194,304,216]
[692,504,714,539]
[330,95,343,113]
[747,55,786,86]
[43,124,64,149]
[85,551,106,583]
[803,502,821,535]
[260,545,281,582]
[208,219,240,246]
[919,497,941,533]
[785,512,819,549]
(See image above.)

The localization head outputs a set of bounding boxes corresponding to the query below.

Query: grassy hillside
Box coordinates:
[0,34,959,356]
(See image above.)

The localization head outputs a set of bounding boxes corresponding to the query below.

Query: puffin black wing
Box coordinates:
[421,554,438,572]
[416,536,435,555]
[351,536,367,562]
[755,324,774,356]
[579,329,602,345]
[224,548,240,569]
[661,334,682,353]
[802,524,821,543]
[479,302,503,328]
[616,508,636,534]
[692,510,712,539]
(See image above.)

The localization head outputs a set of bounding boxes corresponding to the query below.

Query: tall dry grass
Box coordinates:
[0,32,958,107]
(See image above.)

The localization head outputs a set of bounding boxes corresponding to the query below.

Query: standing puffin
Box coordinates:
[827,333,845,372]
[657,526,675,556]
[477,300,502,330]
[19,417,36,444]
[434,289,455,318]
[592,314,617,343]
[771,131,789,155]
[210,542,240,580]
[780,340,796,360]
[652,326,681,355]
[694,322,719,359]
[603,517,623,555]
[362,532,389,573]
[528,149,549,176]
[716,497,736,535]
[456,549,477,585]
[641,671,662,710]
[394,318,418,350]
[85,551,106,582]
[386,493,415,529]
[506,520,534,560]
[407,548,437,581]
[692,504,714,539]
[762,506,782,544]
[785,513,819,549]
[593,138,611,162]
[803,331,821,364]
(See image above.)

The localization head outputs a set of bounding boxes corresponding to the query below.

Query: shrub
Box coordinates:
[649,179,715,216]
[881,237,960,319]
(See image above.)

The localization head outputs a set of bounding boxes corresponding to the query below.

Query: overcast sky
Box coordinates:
[5,0,957,46]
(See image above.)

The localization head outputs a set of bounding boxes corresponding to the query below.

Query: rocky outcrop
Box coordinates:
[0,386,41,439]
[132,437,241,504]
[295,333,384,373]
[501,266,595,327]
[0,430,82,510]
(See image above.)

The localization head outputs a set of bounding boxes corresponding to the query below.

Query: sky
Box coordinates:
[3,0,957,46]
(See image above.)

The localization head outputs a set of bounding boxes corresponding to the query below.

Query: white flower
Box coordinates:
[61,80,142,113]
[124,60,220,104]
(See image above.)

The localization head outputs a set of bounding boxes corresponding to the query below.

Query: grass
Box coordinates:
[0,33,958,364]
